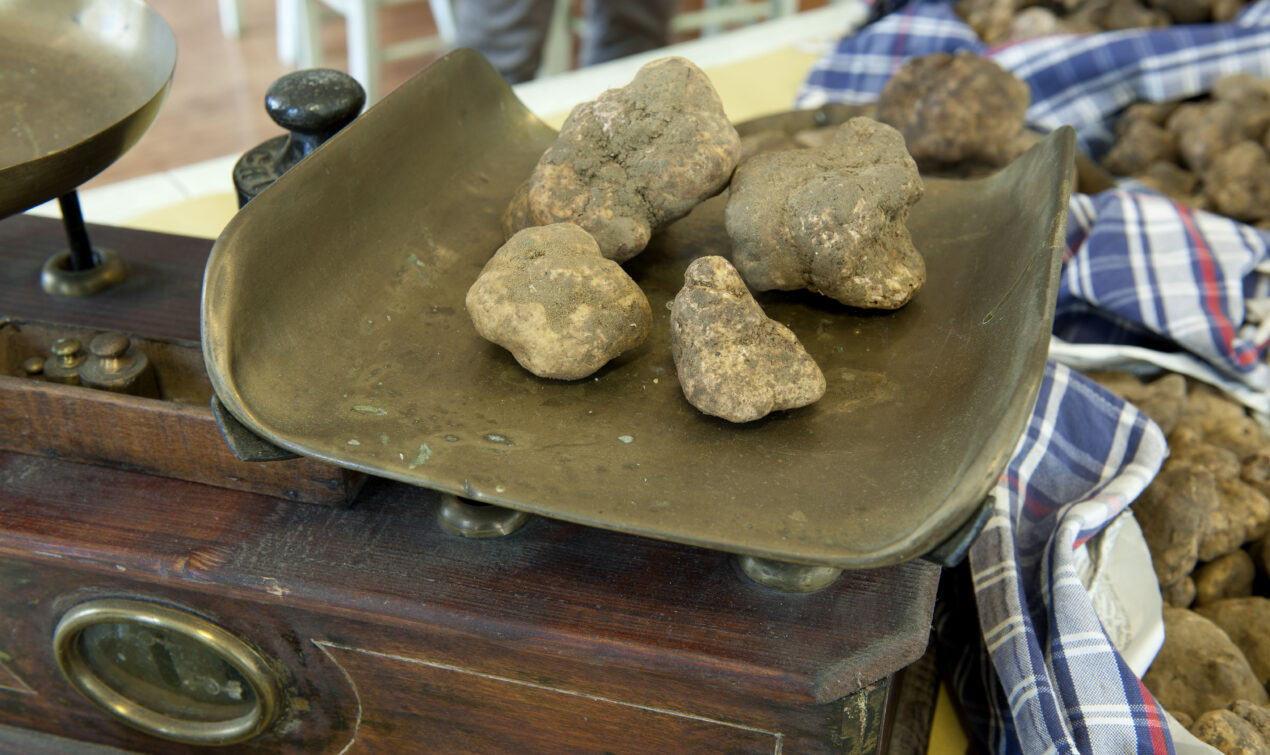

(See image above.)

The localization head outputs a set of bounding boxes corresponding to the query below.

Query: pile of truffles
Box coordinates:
[1093,371,1270,749]
[1099,74,1270,229]
[467,56,929,422]
[956,0,1254,45]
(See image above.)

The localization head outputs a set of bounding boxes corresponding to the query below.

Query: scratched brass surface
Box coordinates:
[0,0,176,218]
[203,48,1076,568]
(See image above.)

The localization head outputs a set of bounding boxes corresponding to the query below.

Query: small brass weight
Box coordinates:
[78,332,159,398]
[42,337,86,385]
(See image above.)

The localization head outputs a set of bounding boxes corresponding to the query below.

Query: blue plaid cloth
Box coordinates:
[938,362,1169,753]
[798,0,1270,157]
[797,3,1270,752]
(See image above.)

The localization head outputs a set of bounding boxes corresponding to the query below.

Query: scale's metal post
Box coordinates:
[59,192,97,271]
[40,191,127,297]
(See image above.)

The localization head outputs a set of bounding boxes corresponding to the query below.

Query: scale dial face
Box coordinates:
[53,598,281,745]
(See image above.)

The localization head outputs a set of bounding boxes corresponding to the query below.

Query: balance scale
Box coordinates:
[0,2,1076,750]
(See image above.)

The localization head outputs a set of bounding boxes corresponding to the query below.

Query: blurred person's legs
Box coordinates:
[581,0,677,66]
[455,0,554,83]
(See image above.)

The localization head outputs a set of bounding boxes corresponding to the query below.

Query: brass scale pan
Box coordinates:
[204,49,1077,571]
[0,0,176,219]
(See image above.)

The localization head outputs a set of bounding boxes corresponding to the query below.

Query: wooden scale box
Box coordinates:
[0,1,1078,752]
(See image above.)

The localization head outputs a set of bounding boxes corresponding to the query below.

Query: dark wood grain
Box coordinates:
[0,215,207,342]
[0,374,359,505]
[0,219,357,505]
[0,453,939,752]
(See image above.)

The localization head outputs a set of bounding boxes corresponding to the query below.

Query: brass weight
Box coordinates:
[78,331,159,398]
[42,337,86,385]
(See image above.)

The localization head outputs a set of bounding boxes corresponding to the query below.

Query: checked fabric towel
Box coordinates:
[795,2,1270,752]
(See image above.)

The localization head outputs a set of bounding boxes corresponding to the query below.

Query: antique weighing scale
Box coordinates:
[0,2,1076,750]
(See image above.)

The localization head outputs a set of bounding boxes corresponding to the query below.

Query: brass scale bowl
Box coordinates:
[0,0,176,293]
[205,49,1077,574]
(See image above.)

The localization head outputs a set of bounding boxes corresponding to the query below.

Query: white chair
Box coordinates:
[287,0,457,102]
[218,0,245,38]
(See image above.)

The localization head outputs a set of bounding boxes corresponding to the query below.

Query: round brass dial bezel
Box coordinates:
[53,598,279,746]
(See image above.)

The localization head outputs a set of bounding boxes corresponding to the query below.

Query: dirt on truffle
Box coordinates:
[505,56,741,264]
[725,117,926,310]
[669,256,826,423]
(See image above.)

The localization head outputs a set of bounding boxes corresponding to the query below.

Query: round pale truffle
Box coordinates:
[670,256,825,423]
[466,223,652,379]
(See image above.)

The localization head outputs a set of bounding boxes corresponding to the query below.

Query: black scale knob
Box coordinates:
[232,69,366,207]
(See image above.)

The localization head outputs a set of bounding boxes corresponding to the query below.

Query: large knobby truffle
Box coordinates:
[725,117,926,310]
[876,51,1031,171]
[506,56,741,263]
[670,256,825,423]
[466,223,652,380]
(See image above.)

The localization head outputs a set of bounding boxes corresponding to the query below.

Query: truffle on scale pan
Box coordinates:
[725,117,926,310]
[503,56,742,264]
[466,223,652,380]
[670,256,825,423]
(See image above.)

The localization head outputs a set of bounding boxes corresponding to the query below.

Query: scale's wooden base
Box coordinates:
[0,452,939,753]
[0,217,940,752]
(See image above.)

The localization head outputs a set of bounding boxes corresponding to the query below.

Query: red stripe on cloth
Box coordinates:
[1065,233,1088,264]
[891,6,916,72]
[1136,679,1170,753]
[1177,206,1257,368]
[1004,471,1054,519]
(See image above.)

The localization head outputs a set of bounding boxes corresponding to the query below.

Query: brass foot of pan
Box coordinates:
[735,555,843,593]
[437,493,532,538]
